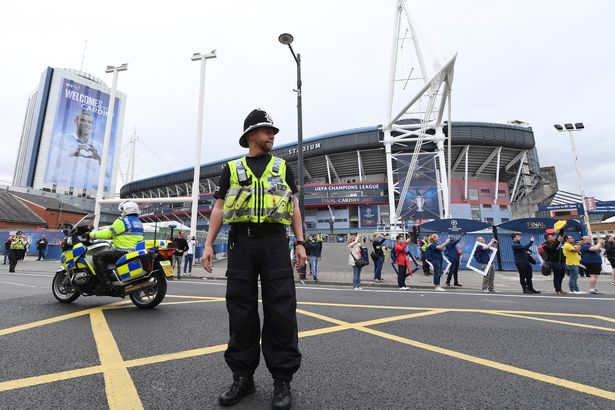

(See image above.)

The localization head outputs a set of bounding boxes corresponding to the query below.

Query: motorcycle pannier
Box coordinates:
[115,250,152,282]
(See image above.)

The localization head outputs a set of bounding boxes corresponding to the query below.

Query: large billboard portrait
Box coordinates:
[395,153,441,222]
[44,78,121,192]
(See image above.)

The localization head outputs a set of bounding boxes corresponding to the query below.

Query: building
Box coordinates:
[10,191,88,229]
[119,121,544,235]
[13,67,127,197]
[0,191,45,230]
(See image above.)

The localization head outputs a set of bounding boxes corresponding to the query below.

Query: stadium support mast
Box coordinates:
[383,0,456,231]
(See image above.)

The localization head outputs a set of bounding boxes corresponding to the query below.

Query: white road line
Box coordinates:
[168,279,615,301]
[0,281,37,288]
[0,272,54,278]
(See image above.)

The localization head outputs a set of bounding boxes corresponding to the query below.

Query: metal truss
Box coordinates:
[383,0,457,229]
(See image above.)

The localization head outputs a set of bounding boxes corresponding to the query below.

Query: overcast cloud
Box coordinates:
[1,0,613,200]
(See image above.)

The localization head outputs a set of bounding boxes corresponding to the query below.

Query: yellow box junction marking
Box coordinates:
[90,309,143,410]
[0,295,614,405]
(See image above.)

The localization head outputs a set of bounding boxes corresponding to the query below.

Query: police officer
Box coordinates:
[202,109,307,410]
[89,201,144,287]
[8,232,27,273]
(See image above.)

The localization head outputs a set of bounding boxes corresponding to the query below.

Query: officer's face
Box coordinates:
[249,128,276,152]
[74,114,93,140]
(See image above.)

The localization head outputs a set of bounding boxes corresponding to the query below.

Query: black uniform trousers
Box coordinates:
[93,250,127,285]
[224,226,301,381]
[8,249,21,272]
[515,261,534,291]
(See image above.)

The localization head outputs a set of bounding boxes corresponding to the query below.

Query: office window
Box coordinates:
[498,189,506,197]
[501,218,510,223]
[471,205,480,220]
[500,205,508,212]
[485,217,494,224]
[468,189,479,201]
[483,204,492,211]
[480,188,490,195]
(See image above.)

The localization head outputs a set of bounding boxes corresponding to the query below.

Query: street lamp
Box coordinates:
[553,122,592,238]
[189,50,217,239]
[94,63,128,229]
[278,33,305,227]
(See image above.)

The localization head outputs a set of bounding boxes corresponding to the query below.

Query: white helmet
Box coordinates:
[119,201,140,217]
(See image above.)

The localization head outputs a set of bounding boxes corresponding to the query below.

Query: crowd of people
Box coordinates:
[340,230,614,295]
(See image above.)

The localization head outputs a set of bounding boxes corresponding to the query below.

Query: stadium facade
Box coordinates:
[120,120,547,235]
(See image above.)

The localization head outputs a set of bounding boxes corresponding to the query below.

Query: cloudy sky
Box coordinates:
[1,0,614,199]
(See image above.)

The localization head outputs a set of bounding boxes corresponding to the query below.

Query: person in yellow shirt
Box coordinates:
[562,235,584,294]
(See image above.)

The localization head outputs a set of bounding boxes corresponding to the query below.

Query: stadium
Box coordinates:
[119,120,544,236]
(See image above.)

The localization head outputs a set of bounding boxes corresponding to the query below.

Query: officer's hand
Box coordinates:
[202,245,214,273]
[294,244,307,269]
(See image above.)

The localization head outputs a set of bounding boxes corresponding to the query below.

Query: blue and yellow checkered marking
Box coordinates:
[116,250,147,280]
[135,240,167,251]
[61,243,87,271]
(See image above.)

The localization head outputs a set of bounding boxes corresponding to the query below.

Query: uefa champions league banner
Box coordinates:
[44,78,121,192]
[359,205,379,227]
[395,154,441,221]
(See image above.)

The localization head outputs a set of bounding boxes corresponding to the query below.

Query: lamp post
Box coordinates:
[190,50,217,238]
[278,33,305,226]
[94,63,128,229]
[553,122,593,238]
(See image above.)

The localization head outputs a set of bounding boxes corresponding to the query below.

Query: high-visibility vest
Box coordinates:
[421,240,429,252]
[223,156,293,225]
[10,238,25,250]
[91,215,144,251]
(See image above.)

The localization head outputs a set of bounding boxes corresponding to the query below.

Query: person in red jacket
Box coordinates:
[394,234,413,290]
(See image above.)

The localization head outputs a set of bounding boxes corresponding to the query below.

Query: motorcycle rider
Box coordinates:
[89,201,144,287]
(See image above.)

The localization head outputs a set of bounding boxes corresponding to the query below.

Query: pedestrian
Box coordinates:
[306,235,322,281]
[184,235,197,276]
[20,236,29,261]
[201,108,305,409]
[394,234,412,290]
[475,236,499,293]
[348,234,365,290]
[541,233,567,295]
[426,234,450,291]
[512,233,540,294]
[372,233,385,283]
[444,233,465,287]
[36,235,48,261]
[580,236,603,294]
[604,235,615,286]
[172,231,189,279]
[8,232,27,273]
[3,235,12,265]
[563,235,585,294]
[420,234,432,275]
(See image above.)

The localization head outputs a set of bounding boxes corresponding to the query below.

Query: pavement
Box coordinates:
[1,257,615,409]
[2,243,615,296]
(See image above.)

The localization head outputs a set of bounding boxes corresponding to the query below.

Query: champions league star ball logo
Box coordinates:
[365,208,374,218]
[449,219,461,232]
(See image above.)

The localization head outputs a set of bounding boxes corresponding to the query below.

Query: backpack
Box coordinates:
[390,247,397,261]
[538,242,546,256]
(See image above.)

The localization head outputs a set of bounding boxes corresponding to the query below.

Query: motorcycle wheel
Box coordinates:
[129,271,167,309]
[52,271,80,303]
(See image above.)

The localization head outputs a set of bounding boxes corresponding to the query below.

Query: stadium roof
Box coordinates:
[120,121,537,198]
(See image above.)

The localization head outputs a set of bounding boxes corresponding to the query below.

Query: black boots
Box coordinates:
[219,377,292,409]
[219,376,256,406]
[272,379,292,410]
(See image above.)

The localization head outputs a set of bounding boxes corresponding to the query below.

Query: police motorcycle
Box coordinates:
[51,214,176,309]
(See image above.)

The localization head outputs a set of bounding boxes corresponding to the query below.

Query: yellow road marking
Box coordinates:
[0,301,130,337]
[0,365,103,392]
[359,325,615,401]
[484,312,615,333]
[124,344,228,368]
[90,309,143,410]
[304,308,615,401]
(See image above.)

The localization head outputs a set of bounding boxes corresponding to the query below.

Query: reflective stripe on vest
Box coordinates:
[223,156,293,225]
